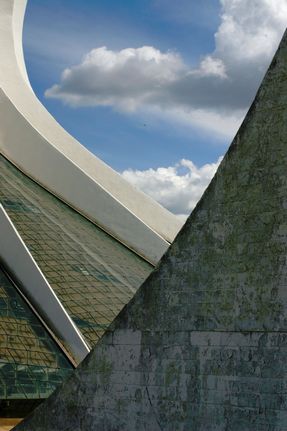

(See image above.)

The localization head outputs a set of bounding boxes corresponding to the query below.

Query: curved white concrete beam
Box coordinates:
[0,0,183,264]
[0,89,169,264]
[0,204,90,364]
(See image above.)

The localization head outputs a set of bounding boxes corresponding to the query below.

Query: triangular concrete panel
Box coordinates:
[15,29,287,431]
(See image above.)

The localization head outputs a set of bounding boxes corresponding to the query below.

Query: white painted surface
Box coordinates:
[0,204,90,363]
[0,0,183,264]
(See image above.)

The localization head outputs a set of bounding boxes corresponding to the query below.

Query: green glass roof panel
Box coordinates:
[0,155,153,347]
[0,266,72,400]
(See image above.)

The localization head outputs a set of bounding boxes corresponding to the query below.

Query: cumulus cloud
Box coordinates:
[45,0,287,136]
[46,46,185,111]
[122,157,223,219]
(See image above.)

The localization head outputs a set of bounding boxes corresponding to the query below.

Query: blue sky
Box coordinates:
[23,0,287,217]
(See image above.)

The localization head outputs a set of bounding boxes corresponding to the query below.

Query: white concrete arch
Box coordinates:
[0,0,183,265]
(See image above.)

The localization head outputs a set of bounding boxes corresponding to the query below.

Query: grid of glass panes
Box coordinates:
[0,267,72,399]
[0,155,153,347]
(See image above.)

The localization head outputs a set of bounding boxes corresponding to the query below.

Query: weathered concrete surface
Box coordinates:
[15,30,287,431]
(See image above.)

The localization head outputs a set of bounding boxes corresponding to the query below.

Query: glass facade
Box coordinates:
[0,156,153,348]
[0,266,72,400]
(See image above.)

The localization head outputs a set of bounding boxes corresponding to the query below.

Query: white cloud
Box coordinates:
[153,106,245,139]
[46,46,185,111]
[45,0,287,137]
[197,56,227,78]
[122,157,223,219]
[216,0,287,62]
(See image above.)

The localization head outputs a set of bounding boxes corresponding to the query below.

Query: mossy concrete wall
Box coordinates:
[15,29,287,431]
